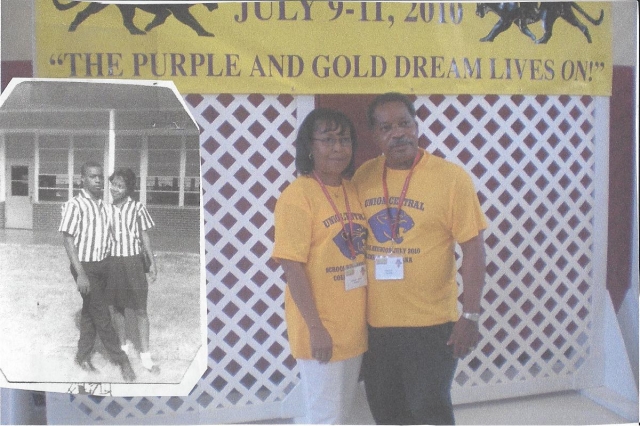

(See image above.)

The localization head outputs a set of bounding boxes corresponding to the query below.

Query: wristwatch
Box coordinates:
[461,312,480,322]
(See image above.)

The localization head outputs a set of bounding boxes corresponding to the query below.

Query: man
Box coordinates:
[59,161,136,382]
[352,93,487,424]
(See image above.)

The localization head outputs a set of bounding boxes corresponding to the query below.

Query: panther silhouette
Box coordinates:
[332,223,367,260]
[476,2,604,44]
[475,2,539,42]
[535,2,604,44]
[368,208,415,244]
[52,0,218,37]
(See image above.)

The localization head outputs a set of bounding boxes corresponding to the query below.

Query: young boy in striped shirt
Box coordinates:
[59,161,136,382]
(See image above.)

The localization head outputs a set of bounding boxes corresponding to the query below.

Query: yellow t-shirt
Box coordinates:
[352,150,487,327]
[272,175,368,361]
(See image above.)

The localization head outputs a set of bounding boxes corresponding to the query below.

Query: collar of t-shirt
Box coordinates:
[112,196,133,210]
[79,189,104,206]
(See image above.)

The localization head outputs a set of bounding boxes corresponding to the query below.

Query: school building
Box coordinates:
[0,79,200,243]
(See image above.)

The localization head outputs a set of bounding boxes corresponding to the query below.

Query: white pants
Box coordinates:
[296,355,363,424]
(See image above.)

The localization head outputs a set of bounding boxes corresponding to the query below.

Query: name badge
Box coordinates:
[375,256,404,280]
[344,262,367,291]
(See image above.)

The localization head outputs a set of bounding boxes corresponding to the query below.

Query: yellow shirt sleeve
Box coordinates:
[450,165,488,243]
[272,183,312,264]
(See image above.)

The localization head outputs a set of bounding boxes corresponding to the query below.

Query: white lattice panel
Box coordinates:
[413,95,595,392]
[57,94,598,422]
[196,94,299,407]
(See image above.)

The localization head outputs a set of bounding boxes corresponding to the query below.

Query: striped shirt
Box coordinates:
[108,197,155,257]
[59,189,112,262]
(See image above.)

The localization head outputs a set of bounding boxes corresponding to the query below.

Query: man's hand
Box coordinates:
[309,324,333,364]
[62,232,91,295]
[447,317,480,358]
[76,272,91,295]
[452,232,486,358]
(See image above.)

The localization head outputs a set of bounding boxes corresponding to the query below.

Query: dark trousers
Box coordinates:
[71,259,128,365]
[363,323,458,425]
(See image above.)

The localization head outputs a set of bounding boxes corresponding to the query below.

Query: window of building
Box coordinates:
[10,166,29,196]
[38,134,69,201]
[147,135,181,206]
[114,135,142,200]
[33,131,198,207]
[185,146,201,207]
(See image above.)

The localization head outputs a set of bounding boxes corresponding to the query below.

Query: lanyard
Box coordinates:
[312,172,357,259]
[382,150,421,241]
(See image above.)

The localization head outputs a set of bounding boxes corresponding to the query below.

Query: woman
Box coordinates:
[272,108,368,424]
[107,167,160,374]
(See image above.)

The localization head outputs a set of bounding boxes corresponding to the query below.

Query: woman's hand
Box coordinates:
[148,266,157,283]
[278,259,333,363]
[309,324,333,364]
[140,229,157,282]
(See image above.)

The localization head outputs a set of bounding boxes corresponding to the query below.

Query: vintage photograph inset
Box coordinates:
[0,79,204,395]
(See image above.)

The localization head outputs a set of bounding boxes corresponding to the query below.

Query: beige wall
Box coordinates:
[611,0,638,67]
[1,0,638,66]
[1,0,34,61]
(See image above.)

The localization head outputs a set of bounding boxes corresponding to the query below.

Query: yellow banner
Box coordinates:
[35,1,612,95]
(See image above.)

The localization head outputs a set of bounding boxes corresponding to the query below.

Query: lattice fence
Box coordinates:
[54,93,598,422]
[414,95,595,395]
[197,94,300,407]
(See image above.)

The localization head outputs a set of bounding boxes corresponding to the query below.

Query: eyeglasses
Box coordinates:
[110,183,127,190]
[313,137,352,147]
[375,120,415,134]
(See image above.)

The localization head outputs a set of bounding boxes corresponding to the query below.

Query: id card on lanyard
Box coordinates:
[345,262,367,290]
[313,173,367,291]
[373,151,420,281]
[374,256,404,280]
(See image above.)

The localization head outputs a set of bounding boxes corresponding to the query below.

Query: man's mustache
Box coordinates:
[389,138,414,148]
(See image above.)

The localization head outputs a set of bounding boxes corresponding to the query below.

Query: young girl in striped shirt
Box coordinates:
[107,167,160,374]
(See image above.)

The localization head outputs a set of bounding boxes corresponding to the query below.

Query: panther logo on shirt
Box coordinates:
[369,208,415,244]
[333,223,368,259]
